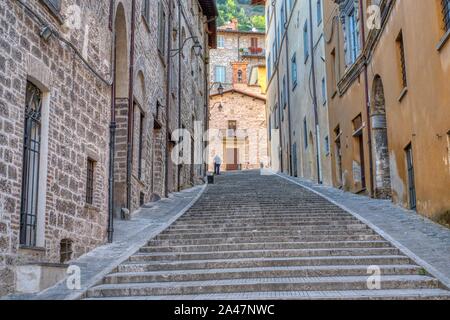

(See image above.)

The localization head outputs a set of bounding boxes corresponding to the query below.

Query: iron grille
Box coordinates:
[406,144,417,210]
[60,239,73,263]
[397,33,408,88]
[20,82,42,247]
[86,159,95,205]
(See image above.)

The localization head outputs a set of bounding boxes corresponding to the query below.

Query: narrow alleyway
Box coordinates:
[85,171,450,300]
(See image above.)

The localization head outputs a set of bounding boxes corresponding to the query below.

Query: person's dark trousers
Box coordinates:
[215,164,221,175]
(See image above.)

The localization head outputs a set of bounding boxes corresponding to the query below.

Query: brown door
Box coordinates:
[226,148,239,171]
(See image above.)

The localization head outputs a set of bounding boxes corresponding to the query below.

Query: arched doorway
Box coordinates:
[113,3,130,217]
[371,75,391,199]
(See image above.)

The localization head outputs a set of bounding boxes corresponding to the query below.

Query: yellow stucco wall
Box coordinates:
[324,0,450,221]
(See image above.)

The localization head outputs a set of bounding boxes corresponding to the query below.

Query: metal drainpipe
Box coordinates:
[358,0,375,197]
[107,1,116,243]
[283,0,292,176]
[177,0,182,191]
[272,0,284,173]
[165,0,173,198]
[308,0,323,184]
[126,0,136,211]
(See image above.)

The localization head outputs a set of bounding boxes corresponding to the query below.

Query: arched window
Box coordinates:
[237,70,243,83]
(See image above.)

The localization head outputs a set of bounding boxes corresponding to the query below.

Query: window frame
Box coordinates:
[291,53,298,89]
[86,158,95,205]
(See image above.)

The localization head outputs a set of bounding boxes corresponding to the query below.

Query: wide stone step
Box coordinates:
[169,220,361,229]
[141,240,394,253]
[103,265,423,284]
[155,229,376,240]
[165,224,370,234]
[117,255,413,272]
[149,234,385,246]
[175,216,358,225]
[183,209,351,219]
[87,275,439,298]
[85,289,450,300]
[129,248,401,262]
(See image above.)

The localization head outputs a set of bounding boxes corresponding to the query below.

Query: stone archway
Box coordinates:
[113,3,130,217]
[371,75,392,199]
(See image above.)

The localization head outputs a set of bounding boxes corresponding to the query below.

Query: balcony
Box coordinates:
[241,47,265,58]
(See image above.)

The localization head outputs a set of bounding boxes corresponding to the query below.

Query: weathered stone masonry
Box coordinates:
[0,0,217,296]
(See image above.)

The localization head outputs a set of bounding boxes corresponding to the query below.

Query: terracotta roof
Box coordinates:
[251,0,266,5]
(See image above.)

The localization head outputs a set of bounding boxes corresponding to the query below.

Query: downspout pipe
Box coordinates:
[107,2,116,243]
[165,0,174,198]
[272,0,284,173]
[308,0,323,184]
[283,0,292,176]
[177,0,182,191]
[358,0,375,197]
[126,0,137,211]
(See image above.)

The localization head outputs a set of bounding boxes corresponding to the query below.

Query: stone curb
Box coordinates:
[275,172,450,290]
[33,184,208,300]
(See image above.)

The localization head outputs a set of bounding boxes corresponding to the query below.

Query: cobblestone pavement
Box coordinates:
[85,171,450,300]
[278,172,450,288]
[3,185,206,300]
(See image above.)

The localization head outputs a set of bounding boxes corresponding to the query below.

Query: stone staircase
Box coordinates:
[86,171,450,300]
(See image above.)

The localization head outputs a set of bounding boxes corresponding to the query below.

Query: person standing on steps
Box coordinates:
[214,155,222,175]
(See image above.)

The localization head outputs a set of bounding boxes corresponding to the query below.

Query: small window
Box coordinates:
[282,76,287,108]
[142,0,150,25]
[157,2,167,56]
[303,21,309,62]
[42,0,61,14]
[86,158,95,205]
[217,35,225,48]
[237,70,243,83]
[303,117,308,149]
[215,66,226,83]
[321,77,327,104]
[60,239,73,264]
[396,31,408,89]
[317,0,322,25]
[325,136,330,155]
[291,53,298,89]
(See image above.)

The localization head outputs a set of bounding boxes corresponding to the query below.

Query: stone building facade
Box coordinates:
[210,19,266,93]
[208,88,268,172]
[264,0,332,185]
[323,0,450,222]
[0,0,216,296]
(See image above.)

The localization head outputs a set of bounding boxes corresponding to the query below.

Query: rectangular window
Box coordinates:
[303,21,309,62]
[42,0,61,14]
[274,104,279,129]
[86,158,95,205]
[20,82,43,247]
[157,2,166,56]
[268,115,272,140]
[317,0,322,25]
[217,35,225,48]
[347,9,360,64]
[272,42,277,64]
[291,53,298,89]
[331,48,337,91]
[138,112,145,180]
[282,76,287,108]
[443,0,450,31]
[405,143,417,210]
[267,53,272,79]
[396,31,408,89]
[325,136,330,155]
[321,77,326,104]
[215,66,226,83]
[142,0,150,24]
[251,37,258,48]
[303,117,308,149]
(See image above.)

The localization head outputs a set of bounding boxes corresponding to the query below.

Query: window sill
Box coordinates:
[84,203,100,211]
[19,245,46,252]
[437,29,450,51]
[398,87,408,102]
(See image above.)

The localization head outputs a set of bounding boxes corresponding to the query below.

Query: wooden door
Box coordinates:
[226,148,239,171]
